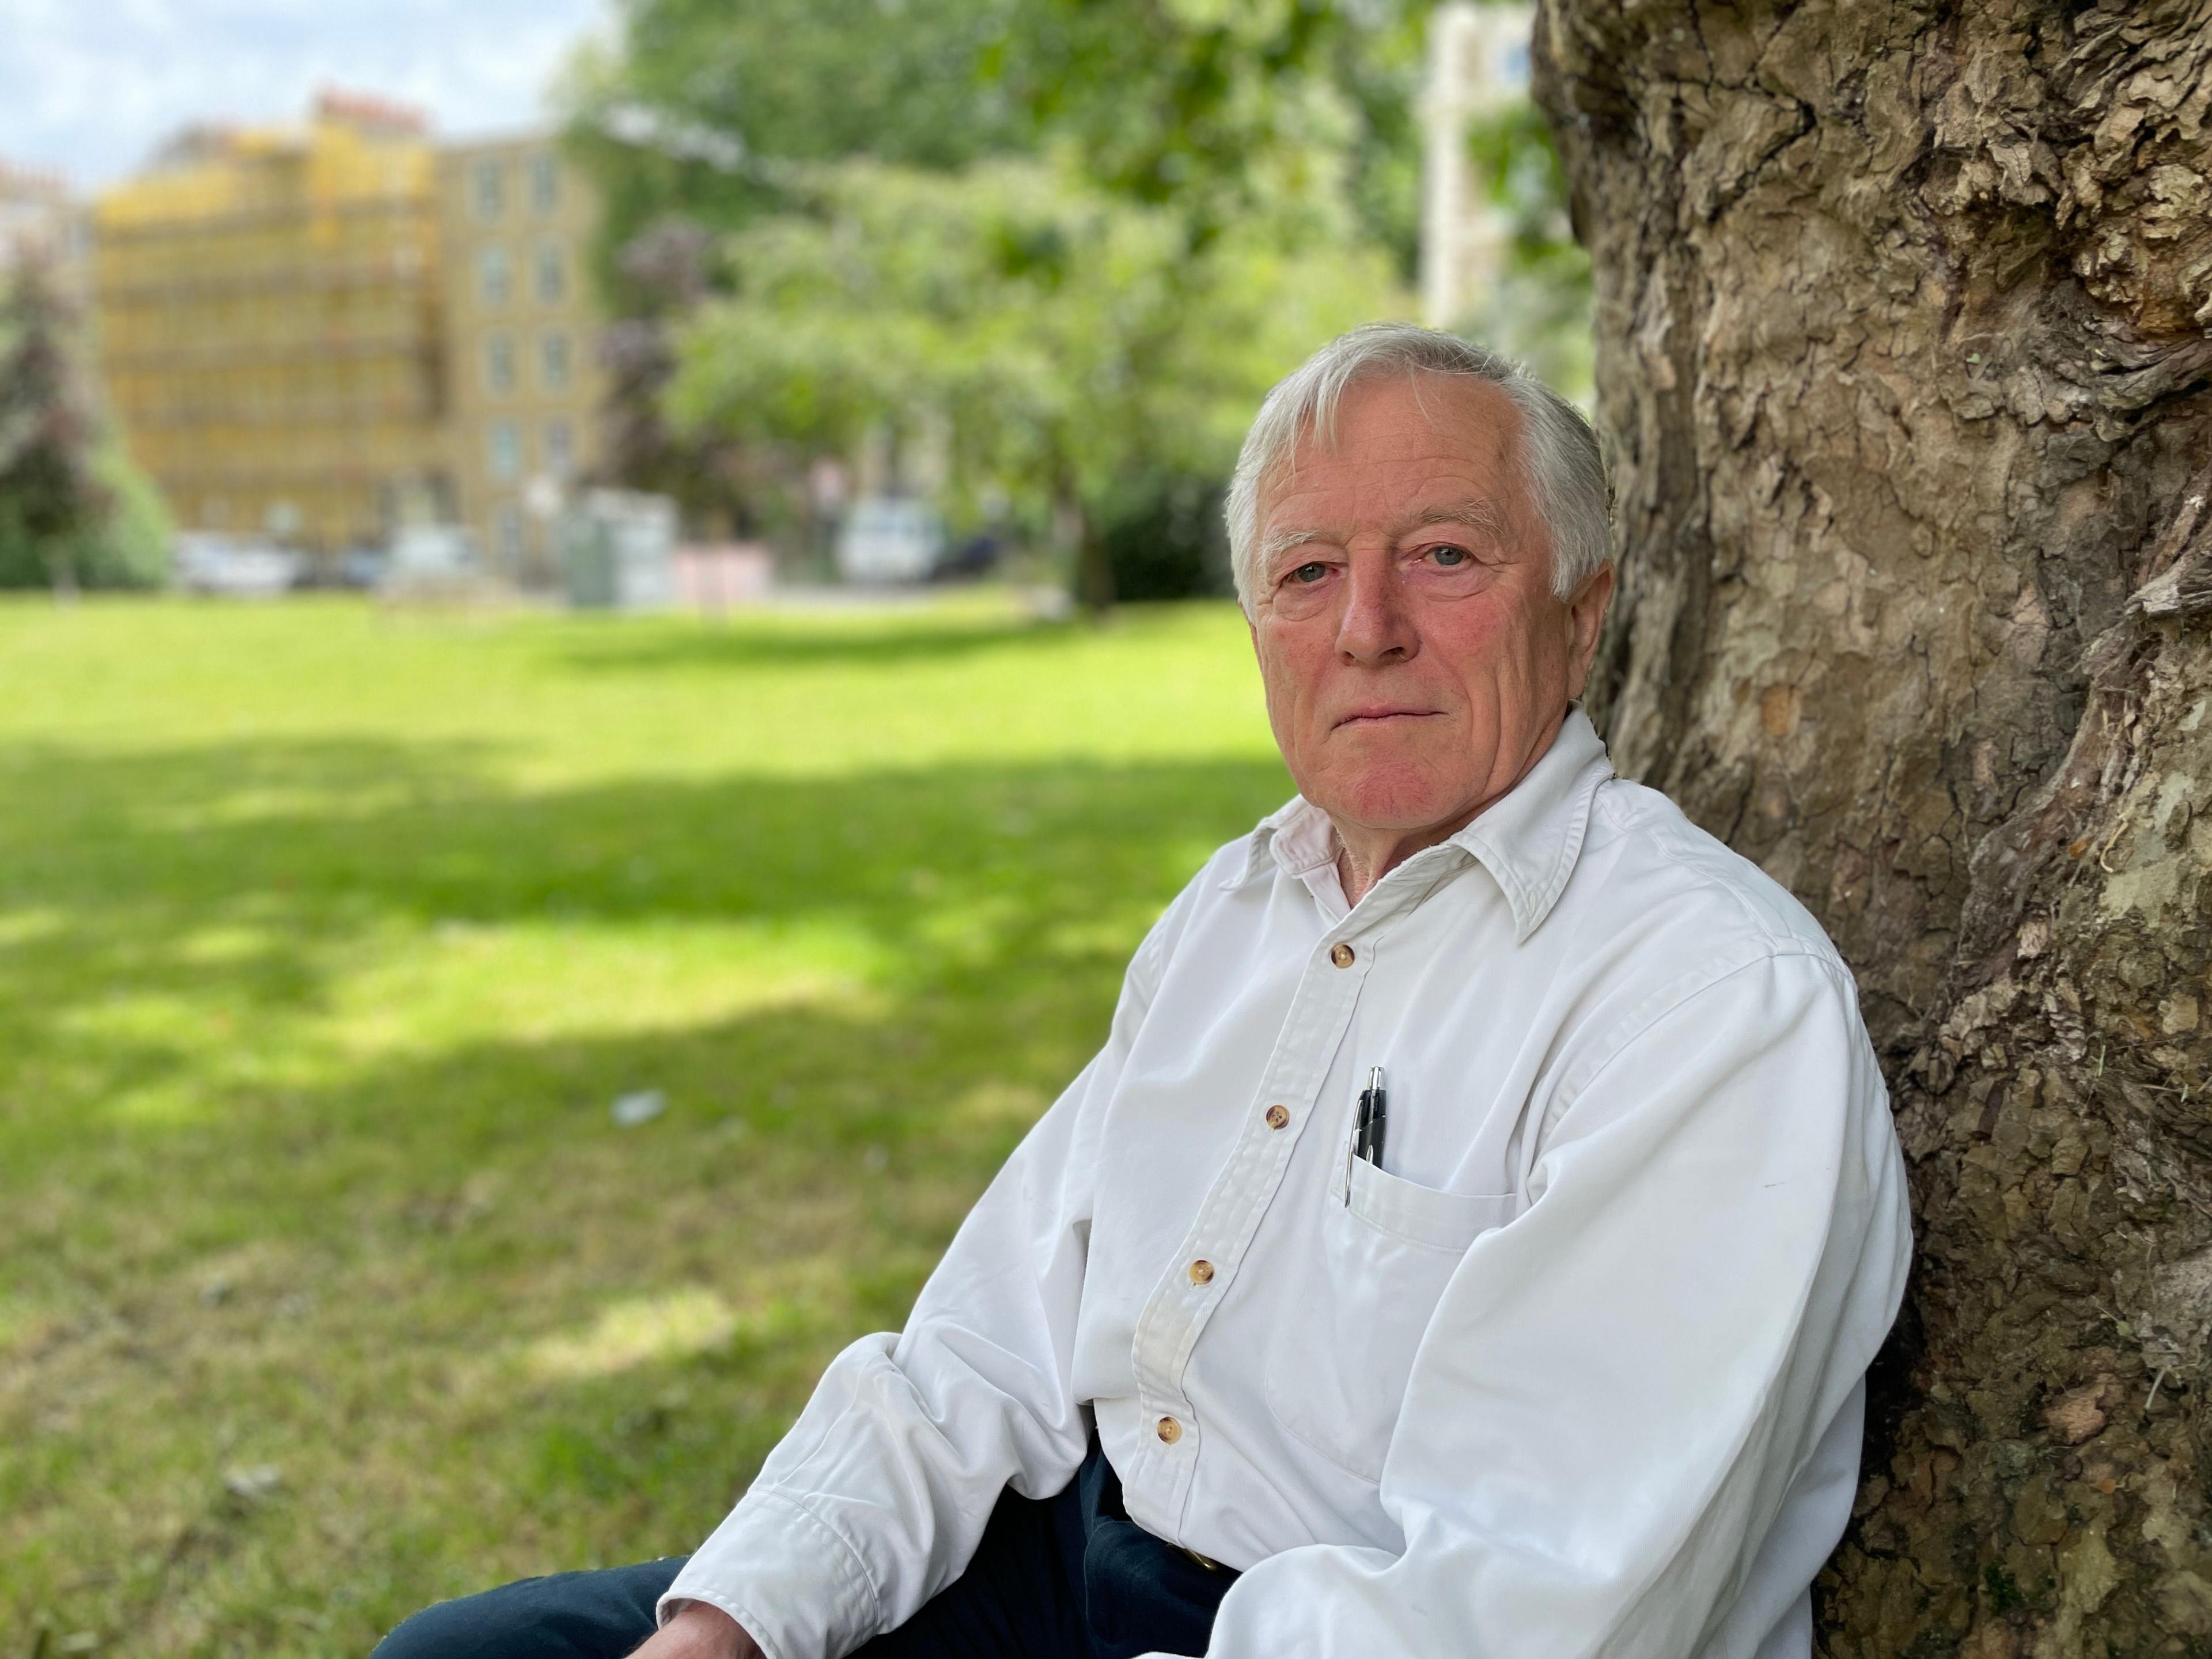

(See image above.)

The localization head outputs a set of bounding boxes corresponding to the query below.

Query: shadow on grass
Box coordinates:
[0,730,1292,1652]
[0,735,1290,1067]
[5,992,1083,1633]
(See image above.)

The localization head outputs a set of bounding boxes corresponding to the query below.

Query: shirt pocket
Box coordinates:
[1263,1163,1518,1484]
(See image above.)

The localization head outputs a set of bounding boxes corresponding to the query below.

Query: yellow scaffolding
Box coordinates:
[94,103,448,554]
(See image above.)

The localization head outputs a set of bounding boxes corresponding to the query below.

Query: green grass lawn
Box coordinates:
[0,592,1288,1658]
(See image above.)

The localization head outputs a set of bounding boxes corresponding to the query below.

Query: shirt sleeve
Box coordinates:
[658,899,1179,1659]
[1187,948,1912,1659]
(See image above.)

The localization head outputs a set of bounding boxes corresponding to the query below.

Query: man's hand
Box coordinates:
[627,1599,764,1659]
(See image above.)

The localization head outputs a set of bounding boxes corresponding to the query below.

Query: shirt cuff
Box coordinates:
[660,1488,881,1659]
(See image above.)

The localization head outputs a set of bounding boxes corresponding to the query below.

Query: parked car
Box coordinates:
[933,533,1003,582]
[835,497,944,585]
[336,546,390,590]
[373,525,488,601]
[174,534,300,597]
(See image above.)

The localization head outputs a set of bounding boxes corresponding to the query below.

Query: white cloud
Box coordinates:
[0,0,611,187]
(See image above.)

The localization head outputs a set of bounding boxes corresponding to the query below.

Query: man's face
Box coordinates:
[1248,372,1613,843]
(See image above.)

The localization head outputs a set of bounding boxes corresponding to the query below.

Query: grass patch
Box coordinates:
[0,593,1287,1657]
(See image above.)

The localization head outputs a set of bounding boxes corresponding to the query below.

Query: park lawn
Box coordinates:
[0,593,1289,1658]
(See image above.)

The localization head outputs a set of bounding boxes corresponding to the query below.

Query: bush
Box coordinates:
[0,444,173,591]
[1097,472,1232,603]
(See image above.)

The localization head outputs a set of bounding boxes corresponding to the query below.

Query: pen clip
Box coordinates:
[1346,1066,1387,1202]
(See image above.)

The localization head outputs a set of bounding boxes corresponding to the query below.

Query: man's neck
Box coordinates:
[1331,815,1479,908]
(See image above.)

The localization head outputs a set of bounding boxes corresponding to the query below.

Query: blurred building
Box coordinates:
[1420,3,1535,329]
[0,160,90,293]
[434,132,607,585]
[92,93,449,560]
[87,97,607,578]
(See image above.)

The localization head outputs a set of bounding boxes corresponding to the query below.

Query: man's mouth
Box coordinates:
[1332,707,1442,730]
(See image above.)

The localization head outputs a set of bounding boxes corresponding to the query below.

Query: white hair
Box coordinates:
[1225,323,1611,612]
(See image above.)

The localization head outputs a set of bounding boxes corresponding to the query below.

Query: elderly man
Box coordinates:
[377,325,1910,1659]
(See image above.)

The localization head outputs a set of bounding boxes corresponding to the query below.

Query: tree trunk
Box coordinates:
[1535,2,2212,1651]
[41,533,80,604]
[1060,476,1116,615]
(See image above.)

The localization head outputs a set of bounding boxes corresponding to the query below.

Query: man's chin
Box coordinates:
[1306,774,1489,838]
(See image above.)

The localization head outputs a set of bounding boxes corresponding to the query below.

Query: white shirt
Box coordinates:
[665,709,1912,1659]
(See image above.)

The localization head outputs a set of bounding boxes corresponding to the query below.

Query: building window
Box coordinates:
[545,418,574,476]
[488,421,522,482]
[529,153,559,215]
[485,335,516,395]
[540,331,570,390]
[472,159,505,219]
[478,246,511,305]
[495,503,525,566]
[534,244,566,304]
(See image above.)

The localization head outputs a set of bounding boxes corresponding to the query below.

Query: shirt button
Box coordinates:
[1264,1104,1289,1130]
[1157,1415,1183,1444]
[1331,942,1355,968]
[1188,1259,1214,1285]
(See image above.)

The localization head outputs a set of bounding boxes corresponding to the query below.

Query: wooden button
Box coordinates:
[1188,1259,1214,1285]
[1264,1104,1289,1130]
[1330,942,1355,968]
[1157,1415,1183,1444]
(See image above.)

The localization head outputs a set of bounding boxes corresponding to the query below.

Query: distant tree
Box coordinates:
[589,219,759,535]
[75,441,173,590]
[0,251,104,599]
[664,158,1396,609]
[564,0,1434,279]
[559,0,1435,563]
[560,0,1044,539]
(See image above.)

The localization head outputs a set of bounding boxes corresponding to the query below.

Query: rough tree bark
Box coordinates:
[1535,1,2212,1652]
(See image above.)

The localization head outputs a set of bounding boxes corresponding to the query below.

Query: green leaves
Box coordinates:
[566,0,1435,293]
[561,0,1036,305]
[665,156,1396,543]
[0,253,166,593]
[565,0,1432,592]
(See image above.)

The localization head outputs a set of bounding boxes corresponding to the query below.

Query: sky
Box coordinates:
[0,0,612,188]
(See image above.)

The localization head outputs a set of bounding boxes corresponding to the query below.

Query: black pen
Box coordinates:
[1354,1066,1388,1169]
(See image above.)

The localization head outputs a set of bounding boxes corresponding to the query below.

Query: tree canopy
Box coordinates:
[566,0,1437,282]
[0,252,169,594]
[664,156,1396,600]
[562,0,1438,594]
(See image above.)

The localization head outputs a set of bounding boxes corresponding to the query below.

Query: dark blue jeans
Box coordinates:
[374,1444,1234,1659]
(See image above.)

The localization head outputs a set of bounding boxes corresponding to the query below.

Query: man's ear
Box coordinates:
[1564,563,1616,700]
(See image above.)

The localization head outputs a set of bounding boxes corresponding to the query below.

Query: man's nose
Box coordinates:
[1334,556,1417,666]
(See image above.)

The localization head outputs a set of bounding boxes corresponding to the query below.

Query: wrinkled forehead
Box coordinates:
[1258,369,1528,516]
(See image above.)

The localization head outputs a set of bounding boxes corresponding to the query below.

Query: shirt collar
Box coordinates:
[1227,707,1615,943]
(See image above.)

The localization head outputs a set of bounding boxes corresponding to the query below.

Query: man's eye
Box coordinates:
[1289,562,1330,584]
[1427,545,1471,567]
